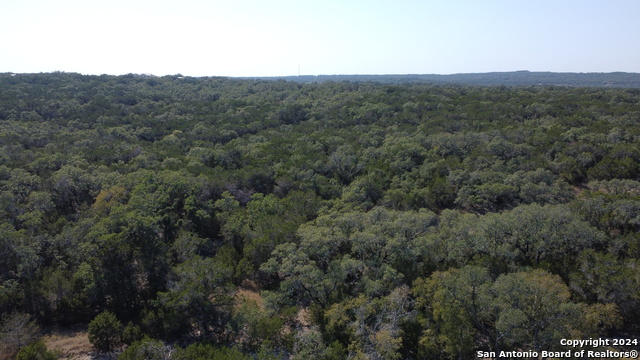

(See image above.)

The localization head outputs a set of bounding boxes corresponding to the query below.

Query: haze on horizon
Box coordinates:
[1,0,639,77]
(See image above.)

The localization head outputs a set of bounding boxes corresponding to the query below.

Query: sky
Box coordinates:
[1,0,639,77]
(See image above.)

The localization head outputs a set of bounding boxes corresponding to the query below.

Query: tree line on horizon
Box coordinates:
[245,70,640,88]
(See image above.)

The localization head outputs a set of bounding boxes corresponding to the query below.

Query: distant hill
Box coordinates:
[242,71,640,88]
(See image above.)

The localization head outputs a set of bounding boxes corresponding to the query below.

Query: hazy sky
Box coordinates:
[2,0,639,77]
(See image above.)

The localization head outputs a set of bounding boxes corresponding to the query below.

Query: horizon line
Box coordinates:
[3,70,640,78]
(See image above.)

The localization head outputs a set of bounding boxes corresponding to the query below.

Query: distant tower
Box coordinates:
[298,65,300,76]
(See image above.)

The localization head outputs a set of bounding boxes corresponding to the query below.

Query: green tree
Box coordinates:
[231,298,289,352]
[154,257,233,340]
[491,269,580,352]
[479,203,605,274]
[277,103,308,125]
[0,312,39,354]
[50,165,97,215]
[570,250,639,322]
[327,144,362,184]
[15,339,60,360]
[412,266,493,359]
[88,311,123,357]
[423,209,485,268]
[325,286,412,360]
[172,343,251,360]
[116,337,171,360]
[292,327,334,360]
[261,207,436,307]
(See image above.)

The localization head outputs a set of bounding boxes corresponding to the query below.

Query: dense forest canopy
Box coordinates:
[0,72,639,359]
